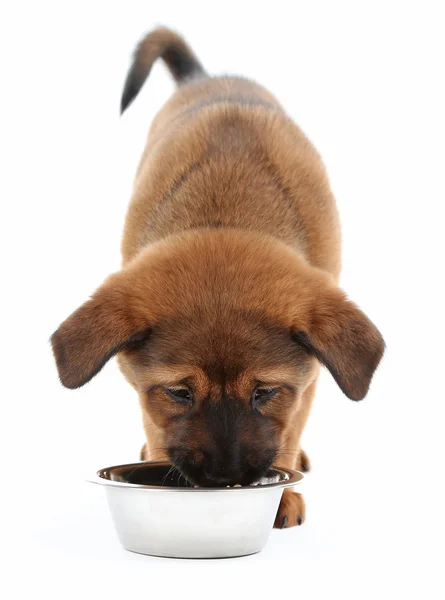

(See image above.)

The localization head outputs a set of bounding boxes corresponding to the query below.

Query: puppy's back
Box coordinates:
[120,28,341,279]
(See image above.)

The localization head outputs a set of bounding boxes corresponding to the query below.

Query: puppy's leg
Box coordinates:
[274,489,306,528]
[140,443,147,461]
[297,448,311,472]
[274,376,318,528]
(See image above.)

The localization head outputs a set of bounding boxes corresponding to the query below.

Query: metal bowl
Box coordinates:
[89,461,304,559]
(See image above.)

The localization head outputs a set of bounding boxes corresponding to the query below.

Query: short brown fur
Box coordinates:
[52,28,384,527]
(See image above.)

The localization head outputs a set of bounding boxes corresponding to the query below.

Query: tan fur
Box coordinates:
[51,28,384,528]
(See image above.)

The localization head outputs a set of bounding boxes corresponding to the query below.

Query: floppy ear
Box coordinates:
[293,288,384,400]
[51,273,150,389]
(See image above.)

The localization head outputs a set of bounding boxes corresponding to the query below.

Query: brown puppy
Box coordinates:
[51,27,384,528]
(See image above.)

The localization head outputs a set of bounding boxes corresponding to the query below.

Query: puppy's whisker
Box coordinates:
[122,462,147,480]
[161,464,177,485]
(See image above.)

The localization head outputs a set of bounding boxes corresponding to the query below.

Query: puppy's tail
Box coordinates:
[120,27,207,114]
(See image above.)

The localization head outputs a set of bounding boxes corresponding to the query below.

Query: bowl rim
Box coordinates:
[88,461,304,492]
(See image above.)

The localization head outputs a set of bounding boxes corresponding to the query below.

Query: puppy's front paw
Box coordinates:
[274,489,306,529]
[298,448,311,472]
[140,443,147,461]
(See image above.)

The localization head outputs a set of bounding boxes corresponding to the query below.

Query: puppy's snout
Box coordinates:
[202,447,275,486]
[170,444,276,487]
[202,454,243,485]
[169,447,203,467]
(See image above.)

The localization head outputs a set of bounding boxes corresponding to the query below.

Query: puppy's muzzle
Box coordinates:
[169,446,276,487]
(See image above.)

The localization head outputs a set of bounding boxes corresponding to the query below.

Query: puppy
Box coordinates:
[52,27,384,528]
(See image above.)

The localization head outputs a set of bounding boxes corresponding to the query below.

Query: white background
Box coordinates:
[1,1,444,598]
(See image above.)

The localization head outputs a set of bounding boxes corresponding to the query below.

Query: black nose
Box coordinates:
[198,449,275,487]
[169,446,276,487]
[202,469,244,487]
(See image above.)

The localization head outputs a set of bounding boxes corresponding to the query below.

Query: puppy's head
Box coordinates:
[52,230,384,486]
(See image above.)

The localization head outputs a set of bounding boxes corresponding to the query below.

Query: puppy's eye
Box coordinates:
[165,388,194,404]
[251,388,280,408]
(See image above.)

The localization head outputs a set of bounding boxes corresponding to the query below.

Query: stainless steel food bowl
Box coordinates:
[89,461,304,559]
